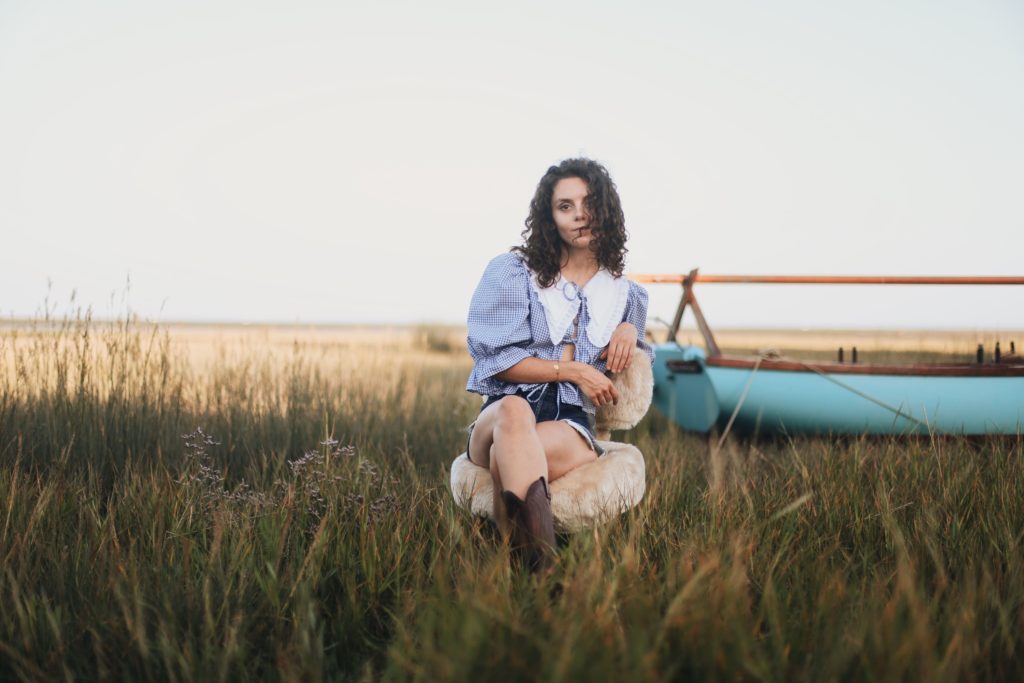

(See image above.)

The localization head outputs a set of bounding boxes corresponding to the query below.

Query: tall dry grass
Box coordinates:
[1,315,1022,681]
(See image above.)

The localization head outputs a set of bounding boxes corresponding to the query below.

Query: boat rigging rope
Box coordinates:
[794,360,932,431]
[714,352,932,446]
[715,356,762,449]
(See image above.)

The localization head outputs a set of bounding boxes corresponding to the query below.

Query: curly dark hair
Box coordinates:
[513,158,628,288]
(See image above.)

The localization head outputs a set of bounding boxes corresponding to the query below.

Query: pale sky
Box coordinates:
[2,0,1022,329]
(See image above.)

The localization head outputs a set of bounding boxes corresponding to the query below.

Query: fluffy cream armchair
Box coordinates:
[449,348,653,532]
[594,347,655,440]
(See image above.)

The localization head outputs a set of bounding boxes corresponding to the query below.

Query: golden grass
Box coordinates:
[5,319,1019,378]
[1,317,1023,681]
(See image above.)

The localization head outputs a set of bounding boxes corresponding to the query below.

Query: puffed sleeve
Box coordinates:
[466,253,534,392]
[625,281,655,365]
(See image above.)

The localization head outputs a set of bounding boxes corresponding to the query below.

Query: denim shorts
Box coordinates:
[465,383,604,464]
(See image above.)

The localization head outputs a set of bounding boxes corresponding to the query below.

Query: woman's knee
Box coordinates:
[492,396,536,432]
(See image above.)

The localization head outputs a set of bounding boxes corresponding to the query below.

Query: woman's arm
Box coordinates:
[599,322,638,374]
[598,282,654,373]
[466,254,535,394]
[496,358,619,407]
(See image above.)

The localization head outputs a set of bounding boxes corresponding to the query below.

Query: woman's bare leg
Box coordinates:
[469,401,593,572]
[535,422,598,481]
[468,396,547,499]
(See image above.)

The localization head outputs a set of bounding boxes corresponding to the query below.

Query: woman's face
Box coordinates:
[551,177,592,251]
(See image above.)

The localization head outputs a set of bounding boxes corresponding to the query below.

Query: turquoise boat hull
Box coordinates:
[653,343,1024,436]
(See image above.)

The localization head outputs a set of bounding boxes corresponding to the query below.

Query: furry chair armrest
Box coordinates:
[594,347,653,440]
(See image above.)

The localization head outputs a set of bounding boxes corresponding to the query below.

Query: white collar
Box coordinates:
[530,269,630,347]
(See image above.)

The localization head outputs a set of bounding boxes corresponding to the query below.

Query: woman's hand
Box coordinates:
[599,322,638,374]
[567,362,620,407]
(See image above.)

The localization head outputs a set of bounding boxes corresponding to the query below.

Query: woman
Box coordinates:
[465,158,654,572]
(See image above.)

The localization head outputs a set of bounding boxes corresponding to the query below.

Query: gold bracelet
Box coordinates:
[553,362,560,381]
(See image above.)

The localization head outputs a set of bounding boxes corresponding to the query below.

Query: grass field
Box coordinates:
[1,315,1022,681]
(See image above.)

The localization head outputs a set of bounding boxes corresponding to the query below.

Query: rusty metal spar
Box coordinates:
[630,274,1024,285]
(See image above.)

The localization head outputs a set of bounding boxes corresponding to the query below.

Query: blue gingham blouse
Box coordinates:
[466,252,654,415]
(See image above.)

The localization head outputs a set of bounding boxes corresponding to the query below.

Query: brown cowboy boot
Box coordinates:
[501,477,556,573]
